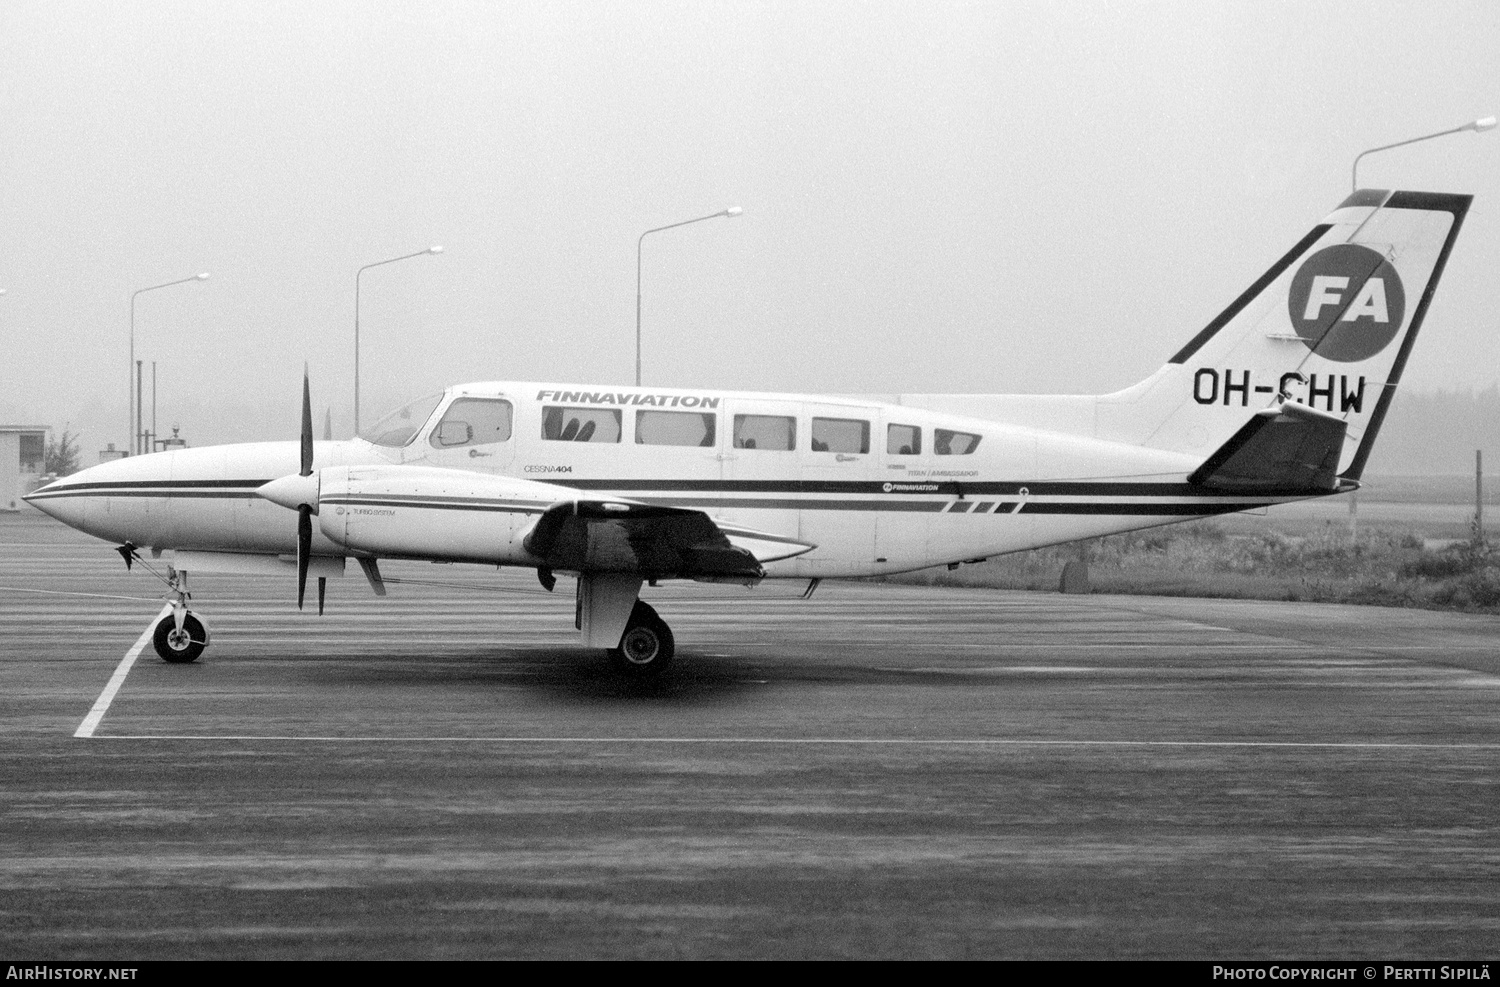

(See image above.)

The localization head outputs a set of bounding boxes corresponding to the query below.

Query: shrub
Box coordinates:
[1401,549,1475,580]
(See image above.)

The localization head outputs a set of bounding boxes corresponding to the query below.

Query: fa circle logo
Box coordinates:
[1287,244,1405,362]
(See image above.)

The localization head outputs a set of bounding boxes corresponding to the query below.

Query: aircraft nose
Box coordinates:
[22,476,89,528]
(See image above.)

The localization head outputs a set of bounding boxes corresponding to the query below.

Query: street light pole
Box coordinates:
[354,246,443,436]
[636,207,742,387]
[130,273,208,455]
[1352,115,1496,191]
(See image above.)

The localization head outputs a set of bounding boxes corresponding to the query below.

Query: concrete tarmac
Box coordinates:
[2,513,1498,959]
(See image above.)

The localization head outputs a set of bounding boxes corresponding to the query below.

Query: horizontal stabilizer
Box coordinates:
[1188,403,1349,494]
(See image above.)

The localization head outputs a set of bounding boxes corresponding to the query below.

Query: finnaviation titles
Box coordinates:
[536,390,721,409]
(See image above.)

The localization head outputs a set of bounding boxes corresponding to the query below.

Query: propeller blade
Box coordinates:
[297,504,311,609]
[317,577,326,616]
[300,366,314,477]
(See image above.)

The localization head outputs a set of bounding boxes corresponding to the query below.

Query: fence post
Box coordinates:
[1477,450,1485,548]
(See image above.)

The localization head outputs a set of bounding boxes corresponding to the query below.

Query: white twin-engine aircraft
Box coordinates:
[27,189,1471,675]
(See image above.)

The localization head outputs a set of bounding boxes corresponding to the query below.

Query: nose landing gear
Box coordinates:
[152,568,211,663]
[153,610,208,663]
[118,544,212,663]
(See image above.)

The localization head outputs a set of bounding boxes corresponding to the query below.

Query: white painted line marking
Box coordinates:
[75,604,171,739]
[82,734,1500,751]
[0,585,164,603]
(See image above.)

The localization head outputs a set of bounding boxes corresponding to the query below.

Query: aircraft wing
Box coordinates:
[1188,402,1350,494]
[522,498,814,580]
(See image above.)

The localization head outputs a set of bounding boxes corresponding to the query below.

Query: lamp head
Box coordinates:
[196,272,210,280]
[723,206,743,218]
[1468,116,1497,133]
[428,246,444,254]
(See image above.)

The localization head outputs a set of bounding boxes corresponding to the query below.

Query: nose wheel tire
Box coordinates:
[153,613,207,663]
[609,600,674,676]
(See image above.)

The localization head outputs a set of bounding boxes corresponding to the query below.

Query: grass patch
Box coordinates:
[881,518,1500,614]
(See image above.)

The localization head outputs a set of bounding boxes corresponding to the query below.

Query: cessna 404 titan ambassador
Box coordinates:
[27,189,1471,675]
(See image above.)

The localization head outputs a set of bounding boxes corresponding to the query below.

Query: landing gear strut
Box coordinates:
[609,600,674,677]
[151,567,210,663]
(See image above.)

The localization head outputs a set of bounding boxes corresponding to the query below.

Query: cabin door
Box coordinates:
[873,413,936,569]
[796,403,877,574]
[718,399,801,554]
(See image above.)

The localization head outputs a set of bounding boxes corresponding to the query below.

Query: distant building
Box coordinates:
[1,425,47,512]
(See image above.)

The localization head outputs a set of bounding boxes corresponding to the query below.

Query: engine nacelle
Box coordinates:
[315,465,568,564]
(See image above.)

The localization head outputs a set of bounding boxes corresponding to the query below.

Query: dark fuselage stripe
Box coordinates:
[33,476,1302,501]
[324,497,549,514]
[283,492,1274,517]
[556,478,1262,498]
[33,479,273,492]
[336,496,1268,517]
[27,489,262,500]
[32,482,1280,517]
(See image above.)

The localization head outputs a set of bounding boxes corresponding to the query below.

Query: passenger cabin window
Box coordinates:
[733,414,795,451]
[429,398,513,448]
[887,423,921,456]
[542,406,621,443]
[811,417,870,454]
[934,428,982,455]
[636,410,716,447]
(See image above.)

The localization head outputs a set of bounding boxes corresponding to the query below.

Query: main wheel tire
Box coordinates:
[153,613,206,663]
[609,600,675,676]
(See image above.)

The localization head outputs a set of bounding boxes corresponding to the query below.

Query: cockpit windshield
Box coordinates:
[359,392,445,447]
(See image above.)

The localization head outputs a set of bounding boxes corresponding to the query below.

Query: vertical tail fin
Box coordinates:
[1100,190,1471,480]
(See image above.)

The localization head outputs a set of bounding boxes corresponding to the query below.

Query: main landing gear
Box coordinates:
[571,574,676,678]
[610,600,675,677]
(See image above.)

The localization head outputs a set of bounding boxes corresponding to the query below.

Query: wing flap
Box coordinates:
[522,499,813,578]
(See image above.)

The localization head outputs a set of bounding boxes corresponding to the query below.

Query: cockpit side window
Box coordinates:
[429,398,514,448]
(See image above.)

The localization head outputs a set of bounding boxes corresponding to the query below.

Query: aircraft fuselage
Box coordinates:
[30,381,1311,579]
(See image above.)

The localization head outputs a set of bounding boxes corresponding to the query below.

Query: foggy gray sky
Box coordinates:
[2,0,1497,452]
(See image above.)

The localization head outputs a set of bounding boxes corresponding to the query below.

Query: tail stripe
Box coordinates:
[1167,224,1332,366]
